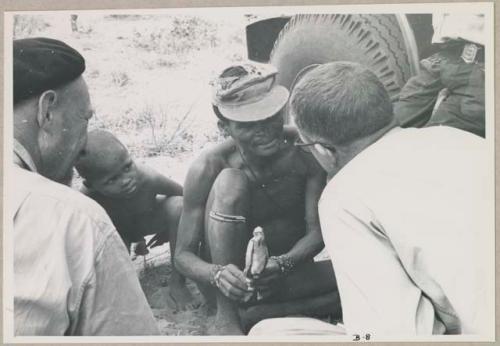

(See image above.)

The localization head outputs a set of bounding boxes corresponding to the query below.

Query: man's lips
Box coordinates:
[255,138,279,149]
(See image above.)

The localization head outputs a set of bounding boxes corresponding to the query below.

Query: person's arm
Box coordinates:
[175,155,252,300]
[142,165,183,196]
[173,157,216,283]
[72,225,160,335]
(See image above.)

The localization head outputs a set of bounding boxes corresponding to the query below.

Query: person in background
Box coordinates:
[11,37,159,336]
[395,13,485,137]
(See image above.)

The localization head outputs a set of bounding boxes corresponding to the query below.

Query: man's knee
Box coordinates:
[212,168,249,210]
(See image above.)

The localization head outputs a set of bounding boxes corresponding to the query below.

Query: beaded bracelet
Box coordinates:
[209,264,224,287]
[270,254,295,275]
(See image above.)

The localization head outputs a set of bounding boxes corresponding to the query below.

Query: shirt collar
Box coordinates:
[13,139,38,173]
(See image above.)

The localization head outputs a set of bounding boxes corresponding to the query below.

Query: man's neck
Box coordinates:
[336,121,399,169]
[13,134,42,172]
[14,109,43,173]
[239,143,286,170]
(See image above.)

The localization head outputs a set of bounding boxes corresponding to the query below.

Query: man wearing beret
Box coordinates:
[175,62,341,335]
[11,37,159,336]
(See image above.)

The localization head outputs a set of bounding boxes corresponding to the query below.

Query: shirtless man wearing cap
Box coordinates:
[175,62,341,335]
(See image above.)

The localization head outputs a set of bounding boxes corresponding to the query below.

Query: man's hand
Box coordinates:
[146,232,168,248]
[216,264,254,302]
[252,257,282,299]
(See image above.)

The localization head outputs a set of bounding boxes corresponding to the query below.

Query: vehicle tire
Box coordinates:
[270,14,412,104]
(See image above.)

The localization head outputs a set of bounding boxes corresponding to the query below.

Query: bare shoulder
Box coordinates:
[192,138,233,177]
[135,162,162,185]
[184,139,232,201]
[135,162,155,178]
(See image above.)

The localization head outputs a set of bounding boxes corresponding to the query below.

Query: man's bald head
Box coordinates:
[75,130,129,182]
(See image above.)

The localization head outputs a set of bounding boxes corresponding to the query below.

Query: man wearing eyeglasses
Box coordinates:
[253,61,489,336]
[175,61,341,335]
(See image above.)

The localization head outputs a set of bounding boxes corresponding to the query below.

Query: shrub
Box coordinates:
[13,15,50,39]
[111,71,130,87]
[132,15,219,59]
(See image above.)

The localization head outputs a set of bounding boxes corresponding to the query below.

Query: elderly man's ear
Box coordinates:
[36,90,58,130]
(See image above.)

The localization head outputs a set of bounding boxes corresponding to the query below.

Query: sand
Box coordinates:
[134,240,215,336]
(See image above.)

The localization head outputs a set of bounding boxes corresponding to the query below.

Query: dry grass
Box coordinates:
[14,13,249,160]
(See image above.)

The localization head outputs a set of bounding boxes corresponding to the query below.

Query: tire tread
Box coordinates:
[270,13,412,100]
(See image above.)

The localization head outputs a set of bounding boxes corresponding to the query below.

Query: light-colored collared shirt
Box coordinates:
[12,142,160,336]
[432,14,484,45]
[319,126,490,336]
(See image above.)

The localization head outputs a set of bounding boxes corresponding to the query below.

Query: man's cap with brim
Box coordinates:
[212,62,289,122]
[14,37,86,104]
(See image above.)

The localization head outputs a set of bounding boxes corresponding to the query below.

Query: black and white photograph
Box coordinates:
[2,1,495,343]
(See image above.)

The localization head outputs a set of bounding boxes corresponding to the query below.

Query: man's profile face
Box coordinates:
[224,111,285,157]
[38,77,93,184]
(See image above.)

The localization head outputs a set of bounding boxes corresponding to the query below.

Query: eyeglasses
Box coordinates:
[293,138,336,153]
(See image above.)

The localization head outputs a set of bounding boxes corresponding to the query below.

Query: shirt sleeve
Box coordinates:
[72,228,160,336]
[319,189,444,336]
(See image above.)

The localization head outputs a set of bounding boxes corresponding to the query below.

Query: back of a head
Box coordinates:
[75,130,128,182]
[290,61,393,145]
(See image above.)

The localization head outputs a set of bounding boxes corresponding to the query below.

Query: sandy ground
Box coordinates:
[133,155,215,336]
[133,242,214,336]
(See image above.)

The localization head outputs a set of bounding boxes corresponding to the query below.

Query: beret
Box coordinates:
[14,37,86,104]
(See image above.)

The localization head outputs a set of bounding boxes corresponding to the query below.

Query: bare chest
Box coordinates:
[248,171,306,222]
[233,151,309,223]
